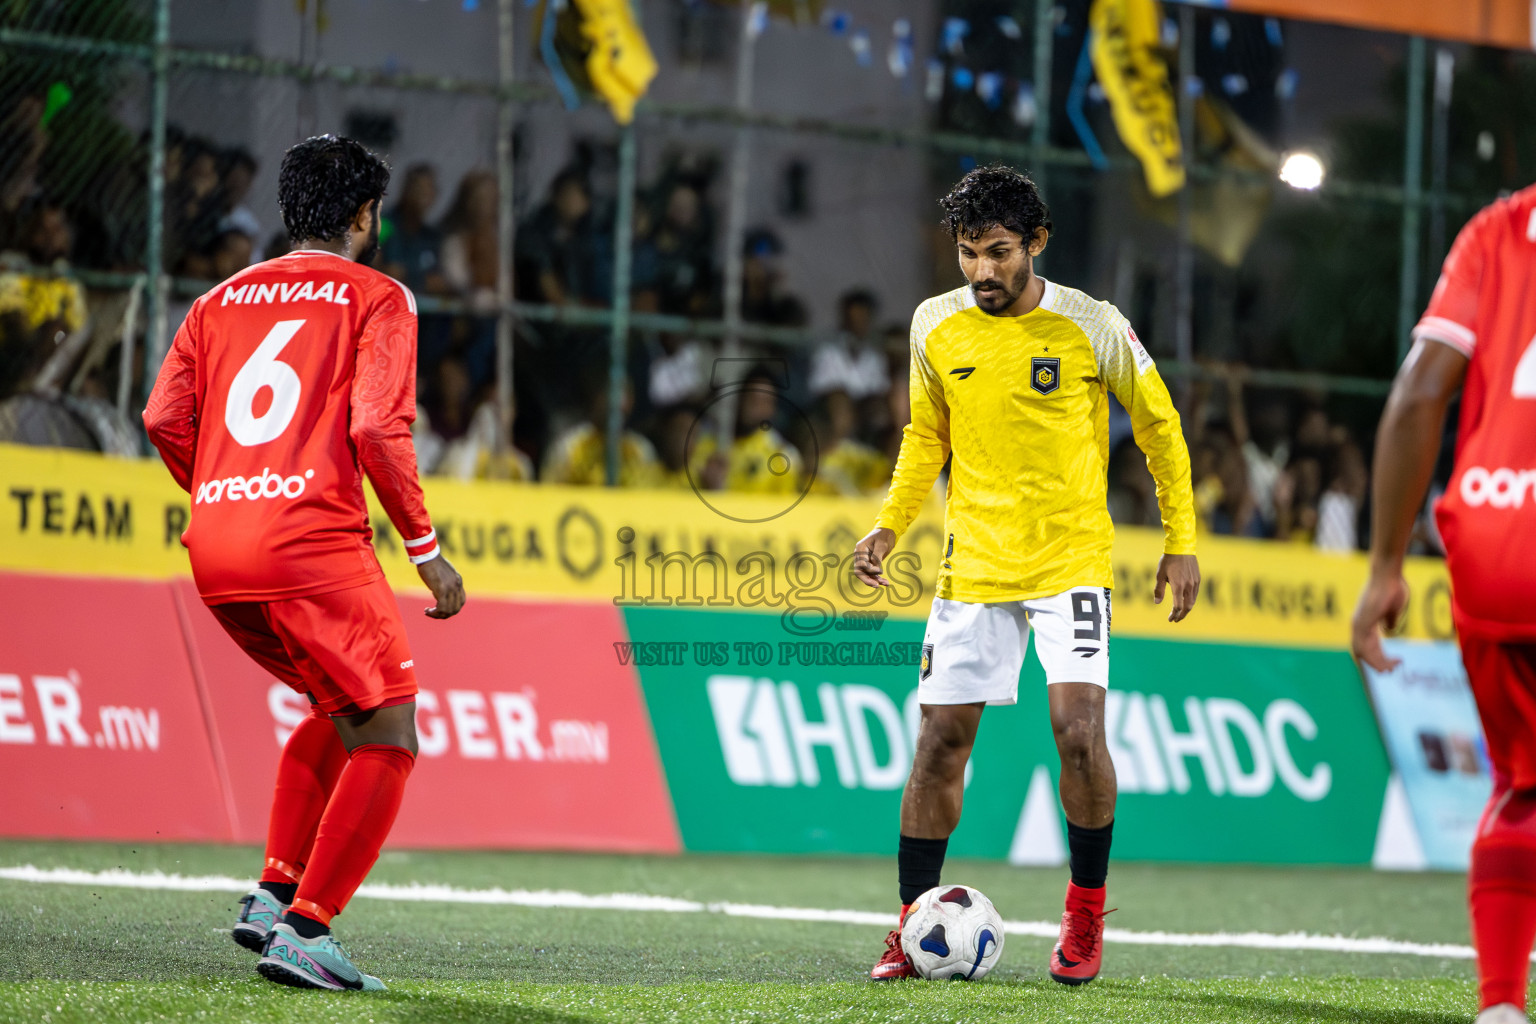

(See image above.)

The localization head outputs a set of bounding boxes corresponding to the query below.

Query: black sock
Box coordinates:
[259,880,297,905]
[283,909,330,940]
[1067,819,1113,889]
[898,834,949,905]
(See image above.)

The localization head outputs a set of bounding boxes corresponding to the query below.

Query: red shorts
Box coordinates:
[208,578,418,716]
[1462,636,1536,790]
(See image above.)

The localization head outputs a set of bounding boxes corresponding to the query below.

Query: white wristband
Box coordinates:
[403,529,437,550]
[409,545,441,565]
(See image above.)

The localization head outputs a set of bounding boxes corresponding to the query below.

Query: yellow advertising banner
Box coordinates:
[1091,0,1185,198]
[0,442,1452,648]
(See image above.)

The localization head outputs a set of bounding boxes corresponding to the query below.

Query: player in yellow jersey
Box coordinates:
[853,166,1201,985]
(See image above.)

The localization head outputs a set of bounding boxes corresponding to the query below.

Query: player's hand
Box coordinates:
[1154,553,1201,623]
[1351,571,1408,673]
[417,554,466,619]
[853,527,897,588]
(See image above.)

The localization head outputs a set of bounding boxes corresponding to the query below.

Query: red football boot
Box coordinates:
[870,906,916,980]
[1049,882,1113,985]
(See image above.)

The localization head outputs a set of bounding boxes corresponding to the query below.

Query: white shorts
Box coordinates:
[918,587,1111,705]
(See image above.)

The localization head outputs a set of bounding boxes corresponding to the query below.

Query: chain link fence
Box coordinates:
[3,0,1532,550]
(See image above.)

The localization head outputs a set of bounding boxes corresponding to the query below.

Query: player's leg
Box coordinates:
[251,581,420,991]
[207,602,349,953]
[261,700,350,897]
[1464,639,1536,1021]
[260,700,416,992]
[1030,586,1114,985]
[1471,782,1536,1024]
[1049,681,1115,860]
[871,598,1026,980]
[243,699,349,950]
[1046,681,1115,982]
[869,702,984,980]
[283,701,418,934]
[901,702,986,897]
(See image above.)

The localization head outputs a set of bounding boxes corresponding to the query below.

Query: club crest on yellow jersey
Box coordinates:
[1031,355,1060,395]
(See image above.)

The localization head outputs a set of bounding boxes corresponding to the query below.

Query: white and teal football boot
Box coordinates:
[231,888,288,954]
[257,922,386,991]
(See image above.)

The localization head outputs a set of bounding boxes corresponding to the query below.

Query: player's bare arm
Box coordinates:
[418,554,466,619]
[853,526,896,587]
[1352,339,1468,672]
[1155,553,1201,623]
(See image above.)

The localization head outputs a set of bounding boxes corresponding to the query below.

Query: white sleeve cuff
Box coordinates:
[408,545,441,565]
[403,529,436,550]
[1413,317,1475,357]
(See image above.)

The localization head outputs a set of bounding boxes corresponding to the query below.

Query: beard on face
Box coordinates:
[355,213,381,265]
[970,260,1031,314]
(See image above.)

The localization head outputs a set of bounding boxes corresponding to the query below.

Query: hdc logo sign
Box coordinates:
[1105,690,1331,801]
[707,675,926,790]
[706,675,1329,802]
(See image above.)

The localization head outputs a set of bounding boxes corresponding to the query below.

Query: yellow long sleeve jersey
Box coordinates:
[876,280,1197,602]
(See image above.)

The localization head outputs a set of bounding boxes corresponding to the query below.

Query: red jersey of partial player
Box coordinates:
[144,250,438,603]
[1414,184,1536,641]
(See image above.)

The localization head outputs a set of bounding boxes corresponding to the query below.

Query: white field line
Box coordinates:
[0,864,1480,961]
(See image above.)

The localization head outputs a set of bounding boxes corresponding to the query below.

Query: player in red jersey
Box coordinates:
[144,135,465,992]
[1354,185,1536,1024]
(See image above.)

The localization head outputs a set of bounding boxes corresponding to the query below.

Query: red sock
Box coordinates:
[1066,881,1107,910]
[260,706,348,886]
[1470,786,1536,1011]
[288,743,415,926]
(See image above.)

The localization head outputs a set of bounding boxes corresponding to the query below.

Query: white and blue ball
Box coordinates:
[900,884,1005,980]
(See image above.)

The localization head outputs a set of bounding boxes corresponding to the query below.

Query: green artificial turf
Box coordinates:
[0,840,1489,1022]
[0,977,1484,1024]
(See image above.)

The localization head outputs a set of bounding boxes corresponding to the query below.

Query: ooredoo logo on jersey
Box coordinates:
[194,467,315,505]
[1459,466,1536,509]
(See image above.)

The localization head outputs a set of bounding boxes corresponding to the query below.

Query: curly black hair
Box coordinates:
[939,165,1052,242]
[277,135,390,243]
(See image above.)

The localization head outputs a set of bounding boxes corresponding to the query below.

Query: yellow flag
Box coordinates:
[1090,0,1185,197]
[570,0,658,124]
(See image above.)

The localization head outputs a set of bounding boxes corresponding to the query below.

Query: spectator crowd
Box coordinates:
[0,121,1431,554]
[353,149,907,504]
[1106,367,1443,556]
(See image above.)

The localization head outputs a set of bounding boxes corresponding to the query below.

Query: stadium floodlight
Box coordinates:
[1279,151,1325,191]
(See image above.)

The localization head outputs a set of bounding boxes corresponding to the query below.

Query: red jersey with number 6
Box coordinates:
[1414,184,1536,641]
[144,249,438,603]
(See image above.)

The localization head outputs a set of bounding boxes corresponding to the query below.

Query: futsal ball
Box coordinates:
[900,884,1005,980]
